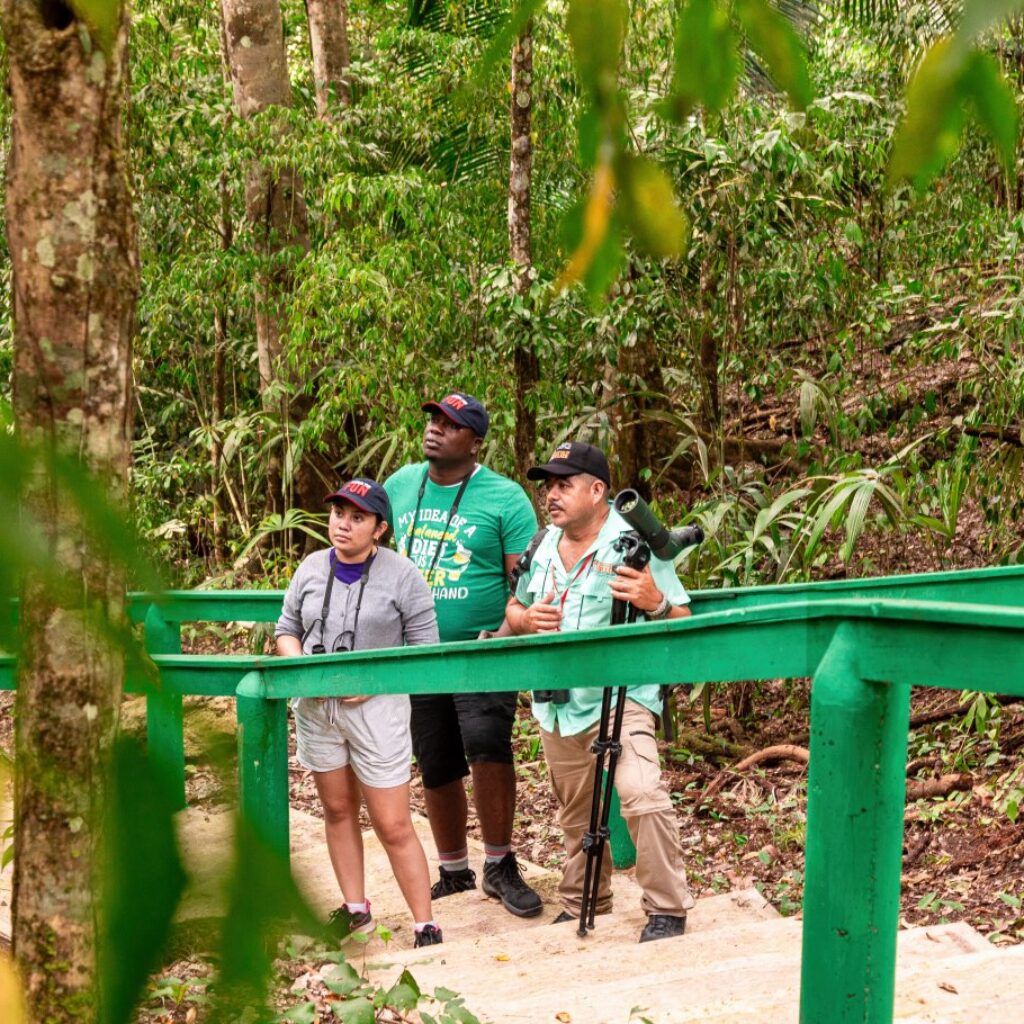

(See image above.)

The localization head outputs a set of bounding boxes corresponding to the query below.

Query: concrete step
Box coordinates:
[173,807,1024,1024]
[691,941,1024,1024]
[366,917,991,1024]
[367,915,799,1016]
[365,886,782,980]
[485,948,797,1024]
[887,942,1024,1024]
[175,807,559,950]
[476,926,1010,1024]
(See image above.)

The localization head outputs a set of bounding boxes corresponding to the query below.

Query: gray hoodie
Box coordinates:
[275,546,438,654]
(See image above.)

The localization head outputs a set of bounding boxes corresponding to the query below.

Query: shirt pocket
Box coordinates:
[579,571,614,604]
[573,571,614,627]
[524,560,554,601]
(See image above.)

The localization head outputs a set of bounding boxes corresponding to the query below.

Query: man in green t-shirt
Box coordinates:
[384,392,543,918]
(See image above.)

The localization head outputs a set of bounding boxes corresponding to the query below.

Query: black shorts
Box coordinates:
[410,691,518,789]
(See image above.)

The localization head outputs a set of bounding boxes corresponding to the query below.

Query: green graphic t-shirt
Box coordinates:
[384,462,538,641]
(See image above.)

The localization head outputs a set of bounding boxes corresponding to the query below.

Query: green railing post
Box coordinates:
[236,671,290,863]
[800,623,910,1024]
[607,779,637,868]
[144,604,186,810]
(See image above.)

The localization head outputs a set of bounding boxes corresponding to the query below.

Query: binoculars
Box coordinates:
[533,689,571,704]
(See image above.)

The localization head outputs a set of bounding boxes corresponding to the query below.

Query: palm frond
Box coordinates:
[408,0,509,37]
[827,0,960,35]
[774,0,821,29]
[834,0,900,25]
[431,126,503,182]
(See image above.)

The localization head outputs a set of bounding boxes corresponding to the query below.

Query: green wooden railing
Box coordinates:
[2,563,1023,1024]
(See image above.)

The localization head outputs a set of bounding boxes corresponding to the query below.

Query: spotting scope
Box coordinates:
[612,488,704,561]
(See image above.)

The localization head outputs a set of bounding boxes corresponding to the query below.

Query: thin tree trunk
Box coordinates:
[211,46,235,562]
[220,0,310,520]
[509,22,539,489]
[212,169,234,558]
[212,306,227,560]
[609,334,666,500]
[305,0,351,118]
[4,2,137,1018]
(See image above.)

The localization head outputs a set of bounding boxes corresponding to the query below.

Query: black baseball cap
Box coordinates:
[324,477,391,520]
[422,392,490,438]
[527,442,611,488]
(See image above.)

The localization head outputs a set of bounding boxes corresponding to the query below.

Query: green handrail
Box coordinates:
[4,565,1024,1023]
[132,563,1024,804]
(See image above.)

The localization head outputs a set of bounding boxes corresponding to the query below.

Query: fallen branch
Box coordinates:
[701,744,809,802]
[909,694,1024,730]
[1000,729,1024,754]
[903,831,933,866]
[961,423,1024,447]
[668,727,748,763]
[909,701,963,728]
[701,746,972,807]
[732,744,810,773]
[904,773,972,801]
[905,756,941,777]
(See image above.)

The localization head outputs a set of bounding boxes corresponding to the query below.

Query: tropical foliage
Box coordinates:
[40,0,1016,589]
[3,1,1024,1021]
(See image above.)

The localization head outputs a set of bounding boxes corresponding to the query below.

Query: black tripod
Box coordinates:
[577,531,651,936]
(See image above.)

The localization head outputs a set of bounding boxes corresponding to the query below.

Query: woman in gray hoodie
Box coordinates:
[275,478,443,948]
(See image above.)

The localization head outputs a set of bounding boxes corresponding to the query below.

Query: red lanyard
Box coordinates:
[557,552,596,612]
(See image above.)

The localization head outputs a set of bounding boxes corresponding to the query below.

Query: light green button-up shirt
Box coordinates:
[514,507,689,737]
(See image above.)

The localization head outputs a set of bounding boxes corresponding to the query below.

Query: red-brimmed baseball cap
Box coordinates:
[323,477,391,519]
[422,392,490,438]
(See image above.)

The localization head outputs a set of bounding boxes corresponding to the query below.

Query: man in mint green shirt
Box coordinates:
[384,392,543,919]
[506,441,695,942]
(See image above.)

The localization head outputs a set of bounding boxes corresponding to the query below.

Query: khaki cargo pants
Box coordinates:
[540,698,696,918]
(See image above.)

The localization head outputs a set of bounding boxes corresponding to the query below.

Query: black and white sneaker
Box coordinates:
[482,852,543,918]
[414,923,444,947]
[328,903,374,941]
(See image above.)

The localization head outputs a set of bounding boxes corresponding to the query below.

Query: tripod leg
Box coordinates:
[578,684,614,936]
[584,606,638,928]
[587,684,630,927]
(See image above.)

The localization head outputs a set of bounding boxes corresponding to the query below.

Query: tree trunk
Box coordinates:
[212,304,228,559]
[305,0,351,118]
[211,46,235,562]
[509,22,539,490]
[608,329,666,500]
[3,2,137,1019]
[220,0,310,519]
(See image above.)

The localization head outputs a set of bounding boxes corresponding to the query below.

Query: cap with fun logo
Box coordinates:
[323,477,391,519]
[421,392,490,438]
[527,442,611,488]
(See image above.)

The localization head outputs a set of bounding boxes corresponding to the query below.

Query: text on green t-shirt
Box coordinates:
[384,462,538,641]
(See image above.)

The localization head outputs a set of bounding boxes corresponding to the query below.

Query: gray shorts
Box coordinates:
[291,694,413,788]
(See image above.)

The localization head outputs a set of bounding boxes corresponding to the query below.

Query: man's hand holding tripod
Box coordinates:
[609,564,665,614]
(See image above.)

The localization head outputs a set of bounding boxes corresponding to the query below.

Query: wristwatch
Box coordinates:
[647,593,672,620]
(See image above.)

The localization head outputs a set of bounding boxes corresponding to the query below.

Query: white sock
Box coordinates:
[415,921,438,932]
[345,901,369,914]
